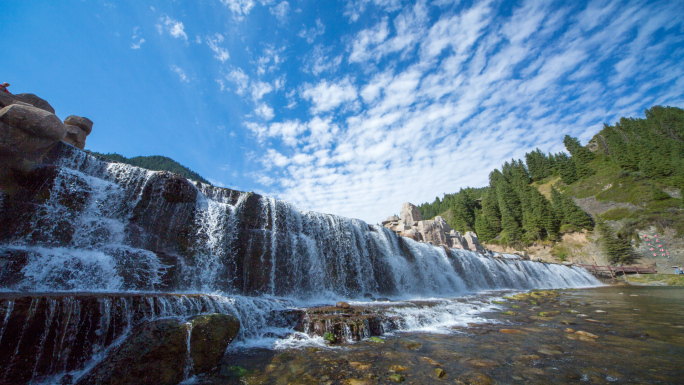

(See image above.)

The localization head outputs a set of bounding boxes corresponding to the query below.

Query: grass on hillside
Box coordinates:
[600,207,633,221]
[625,274,684,286]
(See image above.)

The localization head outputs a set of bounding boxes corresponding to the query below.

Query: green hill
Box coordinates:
[89,152,211,185]
[418,106,684,265]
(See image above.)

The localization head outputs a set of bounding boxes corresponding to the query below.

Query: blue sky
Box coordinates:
[3,0,683,223]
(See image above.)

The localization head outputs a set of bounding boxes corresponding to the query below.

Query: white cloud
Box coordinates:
[256,45,286,75]
[131,26,145,49]
[207,33,230,62]
[344,0,402,22]
[270,1,290,24]
[301,78,358,114]
[251,81,273,102]
[220,0,256,20]
[157,15,188,41]
[348,18,390,63]
[255,103,275,120]
[241,0,684,224]
[298,19,325,43]
[170,65,189,82]
[303,45,343,76]
[225,68,250,94]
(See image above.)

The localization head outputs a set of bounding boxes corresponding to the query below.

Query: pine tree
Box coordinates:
[554,153,579,184]
[451,189,476,232]
[597,220,640,265]
[563,135,595,166]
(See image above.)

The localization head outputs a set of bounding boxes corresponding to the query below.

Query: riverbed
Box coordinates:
[207,285,684,384]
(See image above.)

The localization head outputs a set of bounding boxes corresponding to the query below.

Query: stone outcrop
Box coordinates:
[0,92,56,114]
[0,93,93,177]
[76,313,240,385]
[400,202,423,224]
[382,203,488,254]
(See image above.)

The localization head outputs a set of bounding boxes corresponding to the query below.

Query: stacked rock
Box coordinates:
[0,92,92,172]
[382,202,487,253]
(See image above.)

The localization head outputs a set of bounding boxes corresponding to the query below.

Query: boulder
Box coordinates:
[189,314,241,374]
[76,314,240,385]
[399,229,422,241]
[434,216,453,234]
[0,93,55,114]
[417,220,449,247]
[0,105,67,172]
[64,115,94,135]
[0,104,66,142]
[62,124,88,149]
[400,202,422,224]
[463,231,485,253]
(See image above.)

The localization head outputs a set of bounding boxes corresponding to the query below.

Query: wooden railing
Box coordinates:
[577,264,657,276]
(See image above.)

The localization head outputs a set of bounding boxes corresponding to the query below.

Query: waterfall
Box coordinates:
[0,145,600,297]
[0,143,601,382]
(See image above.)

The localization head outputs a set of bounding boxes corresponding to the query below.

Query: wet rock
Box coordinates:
[465,358,499,368]
[189,314,240,373]
[420,356,441,366]
[575,330,599,339]
[457,372,495,385]
[389,364,408,372]
[368,337,384,343]
[516,354,541,361]
[345,380,371,385]
[349,361,371,371]
[400,341,421,350]
[336,301,351,309]
[76,313,239,385]
[538,311,560,317]
[389,373,405,383]
[502,311,517,316]
[565,328,576,333]
[499,329,525,334]
[434,368,447,379]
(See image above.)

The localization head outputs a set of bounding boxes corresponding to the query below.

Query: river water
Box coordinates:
[206,285,684,384]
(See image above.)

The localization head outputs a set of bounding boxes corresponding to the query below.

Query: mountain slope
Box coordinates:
[89,152,211,185]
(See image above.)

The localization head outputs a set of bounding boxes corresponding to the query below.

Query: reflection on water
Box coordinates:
[211,286,684,385]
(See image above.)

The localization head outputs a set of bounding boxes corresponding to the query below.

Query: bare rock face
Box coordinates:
[400,202,422,225]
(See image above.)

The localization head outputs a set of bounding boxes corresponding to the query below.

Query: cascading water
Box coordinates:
[0,143,601,383]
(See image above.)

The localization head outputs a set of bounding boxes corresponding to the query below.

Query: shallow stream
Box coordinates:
[208,285,684,384]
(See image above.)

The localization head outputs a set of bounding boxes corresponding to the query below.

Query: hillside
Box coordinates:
[418,106,684,271]
[89,152,211,185]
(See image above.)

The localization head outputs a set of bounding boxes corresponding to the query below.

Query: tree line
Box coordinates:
[418,105,684,263]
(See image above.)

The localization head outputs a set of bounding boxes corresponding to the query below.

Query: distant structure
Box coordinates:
[382,202,486,253]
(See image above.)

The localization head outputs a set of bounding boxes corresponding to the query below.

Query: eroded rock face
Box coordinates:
[400,202,422,225]
[76,313,239,385]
